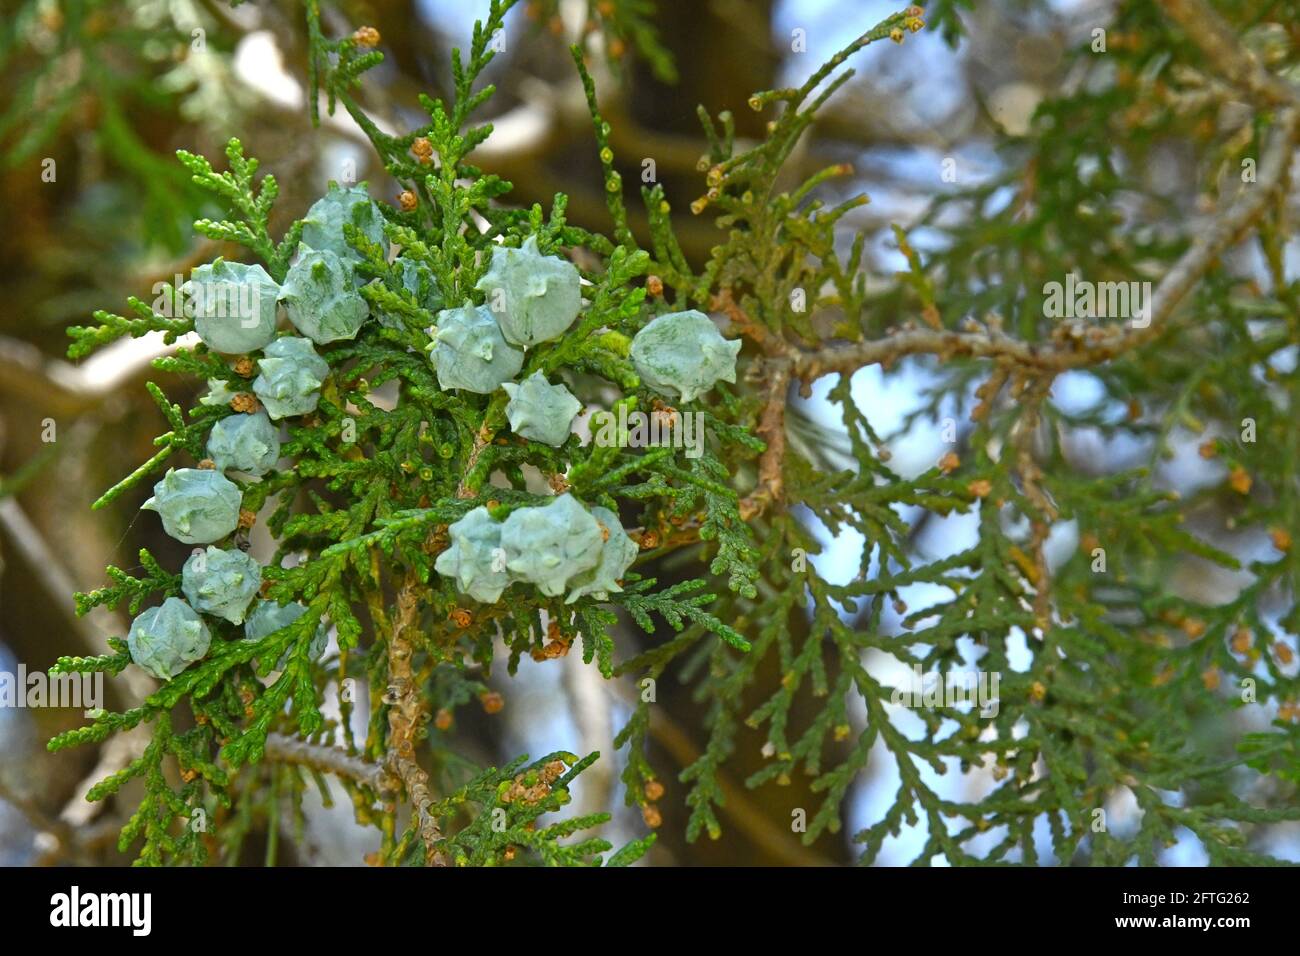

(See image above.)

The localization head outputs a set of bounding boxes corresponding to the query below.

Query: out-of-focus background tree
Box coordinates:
[2,0,1294,865]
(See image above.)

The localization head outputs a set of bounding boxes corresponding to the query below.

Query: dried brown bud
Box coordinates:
[398,190,418,212]
[230,392,260,414]
[479,691,504,714]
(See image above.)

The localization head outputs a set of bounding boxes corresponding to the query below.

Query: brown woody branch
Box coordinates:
[264,732,387,791]
[725,97,1298,521]
[383,576,448,866]
[1158,0,1300,108]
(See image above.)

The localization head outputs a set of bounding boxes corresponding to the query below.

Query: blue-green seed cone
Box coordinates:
[141,468,242,544]
[429,303,524,393]
[500,494,603,597]
[474,235,582,347]
[186,258,281,354]
[245,599,328,665]
[502,371,581,447]
[280,245,371,344]
[252,336,329,419]
[300,182,386,265]
[630,309,742,402]
[127,597,212,680]
[566,506,639,603]
[206,409,280,475]
[434,506,514,603]
[182,546,261,624]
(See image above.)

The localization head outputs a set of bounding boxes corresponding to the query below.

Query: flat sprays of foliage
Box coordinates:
[52,0,1300,866]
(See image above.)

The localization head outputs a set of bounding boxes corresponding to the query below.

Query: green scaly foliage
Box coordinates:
[51,0,1300,867]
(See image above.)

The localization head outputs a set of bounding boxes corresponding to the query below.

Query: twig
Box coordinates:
[718,93,1296,529]
[263,732,386,791]
[739,361,791,521]
[1159,0,1300,108]
[383,575,447,866]
[1009,381,1057,631]
[770,101,1298,380]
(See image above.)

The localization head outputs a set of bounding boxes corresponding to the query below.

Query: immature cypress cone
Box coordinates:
[185,258,280,354]
[127,597,212,680]
[300,182,386,265]
[630,309,741,402]
[206,409,280,475]
[375,257,443,330]
[141,468,242,544]
[565,505,638,603]
[500,494,603,597]
[252,336,330,419]
[502,371,582,446]
[245,599,328,664]
[279,246,371,344]
[434,506,514,603]
[429,303,524,393]
[182,546,261,624]
[474,235,582,347]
